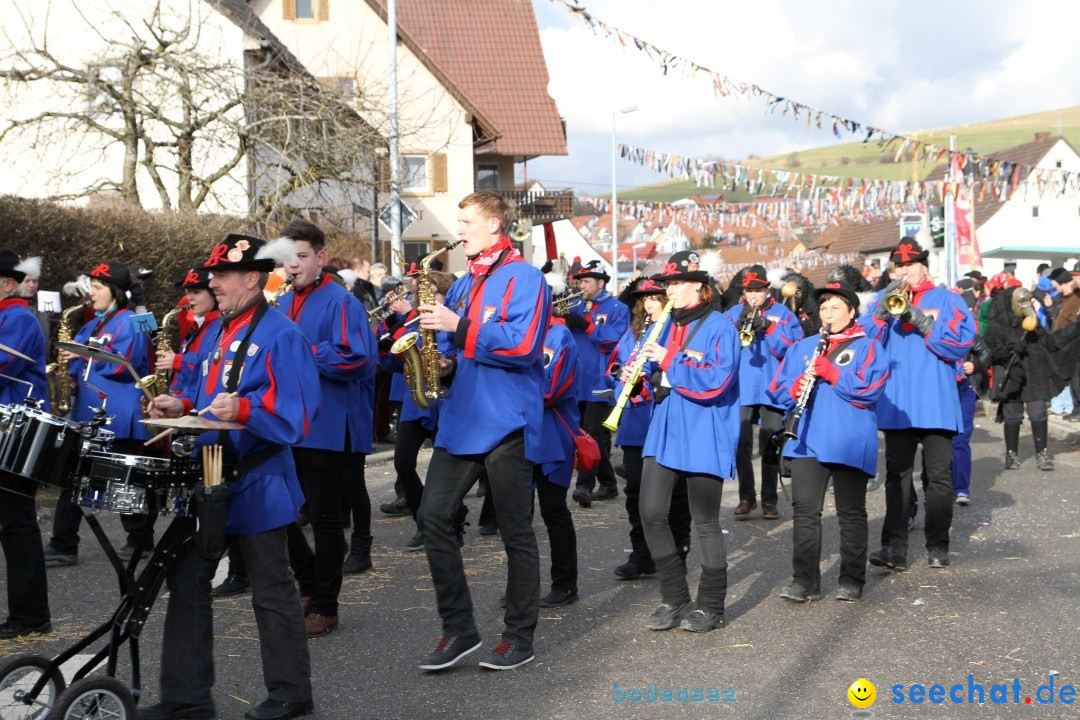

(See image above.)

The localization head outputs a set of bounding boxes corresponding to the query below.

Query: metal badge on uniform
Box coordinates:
[766,315,780,324]
[595,314,608,325]
[483,306,496,322]
[543,348,554,367]
[684,349,703,362]
[230,340,241,352]
[201,358,209,376]
[247,343,260,357]
[222,360,244,387]
[835,349,855,366]
[924,309,939,321]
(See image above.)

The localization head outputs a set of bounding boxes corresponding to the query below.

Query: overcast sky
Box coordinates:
[525,0,1080,194]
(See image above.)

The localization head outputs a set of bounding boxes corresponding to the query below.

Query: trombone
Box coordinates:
[553,290,584,315]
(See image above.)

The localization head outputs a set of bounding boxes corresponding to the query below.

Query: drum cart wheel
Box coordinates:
[0,654,66,720]
[45,677,135,720]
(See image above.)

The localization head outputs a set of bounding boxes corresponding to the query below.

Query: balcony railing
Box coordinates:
[495,187,574,224]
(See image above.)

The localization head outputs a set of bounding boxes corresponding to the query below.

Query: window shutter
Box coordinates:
[431,153,448,193]
[317,0,329,21]
[283,0,297,20]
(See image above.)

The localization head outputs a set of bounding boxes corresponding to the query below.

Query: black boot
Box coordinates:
[615,538,656,579]
[644,553,691,630]
[1003,423,1021,469]
[343,535,373,574]
[1031,419,1053,471]
[681,565,726,632]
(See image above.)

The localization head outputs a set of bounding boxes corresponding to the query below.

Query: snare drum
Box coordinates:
[75,452,201,516]
[0,404,79,488]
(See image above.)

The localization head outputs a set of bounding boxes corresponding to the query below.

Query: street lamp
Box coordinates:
[611,105,637,294]
[631,241,648,281]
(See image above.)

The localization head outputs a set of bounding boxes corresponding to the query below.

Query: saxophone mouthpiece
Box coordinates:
[446,238,464,250]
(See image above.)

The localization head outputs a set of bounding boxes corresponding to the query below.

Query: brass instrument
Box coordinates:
[367,287,408,324]
[603,299,675,431]
[738,305,761,348]
[1011,287,1039,332]
[139,306,182,415]
[391,239,463,409]
[772,328,829,447]
[269,275,294,307]
[552,290,584,315]
[46,301,89,415]
[883,279,910,317]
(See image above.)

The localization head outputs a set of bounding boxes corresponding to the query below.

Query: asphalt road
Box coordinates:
[3,415,1079,720]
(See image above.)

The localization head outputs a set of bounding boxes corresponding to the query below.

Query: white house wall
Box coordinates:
[0,0,251,214]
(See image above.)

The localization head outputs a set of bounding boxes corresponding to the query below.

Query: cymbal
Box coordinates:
[140,415,245,432]
[55,341,131,367]
[0,342,32,363]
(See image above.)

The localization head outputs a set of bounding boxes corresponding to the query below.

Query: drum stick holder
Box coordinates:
[196,483,229,561]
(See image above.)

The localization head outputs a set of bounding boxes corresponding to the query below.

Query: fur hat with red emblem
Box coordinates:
[652,250,709,284]
[573,259,610,281]
[738,264,770,290]
[0,248,40,283]
[87,261,134,291]
[629,277,667,297]
[890,237,929,266]
[175,266,212,290]
[200,234,297,273]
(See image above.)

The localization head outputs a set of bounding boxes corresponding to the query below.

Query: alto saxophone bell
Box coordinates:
[390,331,429,410]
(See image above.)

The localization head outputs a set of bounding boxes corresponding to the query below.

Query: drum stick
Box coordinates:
[144,426,175,447]
[197,391,238,417]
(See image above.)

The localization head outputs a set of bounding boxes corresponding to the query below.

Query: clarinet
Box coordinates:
[602,299,675,431]
[773,327,830,446]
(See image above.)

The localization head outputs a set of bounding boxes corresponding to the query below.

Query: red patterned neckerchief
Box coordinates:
[467,236,520,277]
[824,321,864,350]
[908,277,934,297]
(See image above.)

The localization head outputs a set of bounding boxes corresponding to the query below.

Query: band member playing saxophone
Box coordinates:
[416,191,550,671]
[767,280,888,603]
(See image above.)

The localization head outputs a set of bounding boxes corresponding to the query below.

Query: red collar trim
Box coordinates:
[0,297,30,311]
[222,302,259,331]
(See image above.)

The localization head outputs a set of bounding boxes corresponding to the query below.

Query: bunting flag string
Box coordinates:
[552,0,1080,195]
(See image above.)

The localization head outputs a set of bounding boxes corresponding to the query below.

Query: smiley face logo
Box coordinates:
[848,679,876,709]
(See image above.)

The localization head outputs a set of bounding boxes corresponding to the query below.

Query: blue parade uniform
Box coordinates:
[607,326,654,448]
[640,307,741,478]
[168,310,220,395]
[567,289,629,404]
[724,297,804,408]
[176,301,321,535]
[280,274,375,454]
[0,298,49,408]
[537,319,579,487]
[69,308,151,440]
[860,283,975,432]
[437,250,550,463]
[767,330,889,476]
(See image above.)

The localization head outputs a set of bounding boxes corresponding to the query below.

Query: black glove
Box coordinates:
[750,313,767,332]
[874,280,902,320]
[377,337,393,353]
[1011,337,1027,354]
[904,305,935,336]
[562,313,589,331]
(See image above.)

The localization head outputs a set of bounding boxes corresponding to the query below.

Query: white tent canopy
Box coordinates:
[529,219,613,276]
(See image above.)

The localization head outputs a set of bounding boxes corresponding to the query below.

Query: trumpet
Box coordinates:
[883,279,910,317]
[368,287,408,324]
[738,305,761,348]
[552,290,584,315]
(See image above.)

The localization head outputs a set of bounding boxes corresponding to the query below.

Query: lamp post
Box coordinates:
[631,241,647,281]
[611,105,637,294]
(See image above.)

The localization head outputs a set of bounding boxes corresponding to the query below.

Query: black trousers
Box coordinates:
[575,402,616,492]
[736,405,783,505]
[881,429,955,559]
[49,439,156,554]
[0,478,50,627]
[287,447,365,616]
[622,446,691,562]
[1001,399,1048,423]
[639,458,726,568]
[395,419,432,518]
[160,524,311,706]
[373,371,394,441]
[533,467,577,592]
[419,431,539,648]
[789,458,869,592]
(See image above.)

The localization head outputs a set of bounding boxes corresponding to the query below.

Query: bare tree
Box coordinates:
[0,0,435,222]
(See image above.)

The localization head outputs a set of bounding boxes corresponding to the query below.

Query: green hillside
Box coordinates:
[613,106,1080,202]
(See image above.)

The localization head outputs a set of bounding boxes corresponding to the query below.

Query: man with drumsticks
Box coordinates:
[148,234,319,720]
[0,248,52,639]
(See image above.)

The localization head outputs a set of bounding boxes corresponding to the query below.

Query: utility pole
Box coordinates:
[388,0,402,266]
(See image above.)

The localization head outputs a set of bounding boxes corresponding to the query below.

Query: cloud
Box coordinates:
[526,0,1080,193]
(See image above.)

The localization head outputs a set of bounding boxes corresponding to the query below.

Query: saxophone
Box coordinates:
[391,239,462,409]
[139,306,182,415]
[46,301,89,415]
[269,275,294,307]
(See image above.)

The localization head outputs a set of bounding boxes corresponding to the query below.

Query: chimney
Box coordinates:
[1034,132,1051,141]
